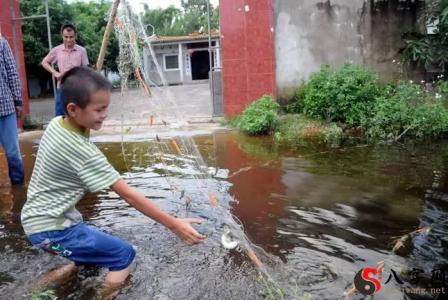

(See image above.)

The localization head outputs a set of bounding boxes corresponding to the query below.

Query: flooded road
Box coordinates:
[1,131,447,299]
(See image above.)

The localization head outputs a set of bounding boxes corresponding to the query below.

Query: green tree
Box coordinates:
[141,0,219,36]
[181,0,219,34]
[141,5,184,36]
[20,0,119,96]
[402,0,448,72]
[69,0,119,72]
[21,0,73,95]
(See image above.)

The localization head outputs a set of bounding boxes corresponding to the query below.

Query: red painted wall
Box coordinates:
[0,0,30,120]
[220,0,276,116]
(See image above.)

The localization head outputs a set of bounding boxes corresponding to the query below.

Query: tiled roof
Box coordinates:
[149,32,220,44]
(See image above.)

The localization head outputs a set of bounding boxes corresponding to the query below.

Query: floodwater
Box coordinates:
[1,130,447,299]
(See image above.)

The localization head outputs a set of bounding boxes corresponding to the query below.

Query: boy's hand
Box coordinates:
[111,180,205,245]
[171,218,205,245]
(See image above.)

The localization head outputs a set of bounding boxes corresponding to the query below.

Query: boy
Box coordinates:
[21,67,204,291]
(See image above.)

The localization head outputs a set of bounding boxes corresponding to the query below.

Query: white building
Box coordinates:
[143,33,221,85]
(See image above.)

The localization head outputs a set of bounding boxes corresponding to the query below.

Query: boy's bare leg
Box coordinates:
[35,262,78,289]
[105,267,131,284]
[99,267,131,300]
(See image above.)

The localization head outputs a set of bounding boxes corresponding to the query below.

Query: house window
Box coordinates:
[164,54,179,71]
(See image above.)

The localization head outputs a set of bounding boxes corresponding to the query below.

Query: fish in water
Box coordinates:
[246,249,263,268]
[221,230,238,249]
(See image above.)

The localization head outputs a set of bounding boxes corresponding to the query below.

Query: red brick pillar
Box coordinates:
[0,0,30,125]
[220,0,276,116]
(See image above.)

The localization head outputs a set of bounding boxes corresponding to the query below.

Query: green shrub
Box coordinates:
[222,115,242,128]
[302,64,380,125]
[436,80,448,99]
[30,289,57,300]
[365,83,448,139]
[238,95,280,135]
[412,103,448,137]
[285,84,306,113]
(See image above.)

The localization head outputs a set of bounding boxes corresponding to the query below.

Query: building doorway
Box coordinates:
[191,50,211,80]
[188,41,216,80]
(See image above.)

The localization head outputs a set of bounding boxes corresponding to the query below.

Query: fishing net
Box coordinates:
[113,1,290,298]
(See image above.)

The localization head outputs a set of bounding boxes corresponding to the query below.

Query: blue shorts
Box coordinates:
[27,224,136,271]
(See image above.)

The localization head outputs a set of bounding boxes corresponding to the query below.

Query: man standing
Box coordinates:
[41,24,88,116]
[0,36,24,185]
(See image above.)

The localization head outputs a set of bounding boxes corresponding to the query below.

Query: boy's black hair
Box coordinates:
[61,23,77,34]
[60,67,112,114]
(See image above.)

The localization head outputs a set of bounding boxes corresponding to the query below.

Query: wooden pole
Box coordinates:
[96,0,120,71]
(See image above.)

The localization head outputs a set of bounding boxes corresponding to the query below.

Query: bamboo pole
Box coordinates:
[96,0,120,71]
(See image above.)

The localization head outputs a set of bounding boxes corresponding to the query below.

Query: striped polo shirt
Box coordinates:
[21,117,120,235]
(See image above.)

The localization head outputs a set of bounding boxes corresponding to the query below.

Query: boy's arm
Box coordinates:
[111,179,205,245]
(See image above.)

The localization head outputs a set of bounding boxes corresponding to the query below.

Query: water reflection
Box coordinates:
[0,131,448,299]
[208,133,293,261]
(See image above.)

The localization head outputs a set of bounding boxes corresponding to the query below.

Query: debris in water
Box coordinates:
[228,166,253,178]
[207,191,219,207]
[185,195,192,210]
[228,160,276,178]
[344,285,357,296]
[159,152,165,164]
[171,139,181,155]
[344,261,384,296]
[391,227,430,254]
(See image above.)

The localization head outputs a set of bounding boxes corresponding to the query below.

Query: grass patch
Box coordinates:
[274,114,343,146]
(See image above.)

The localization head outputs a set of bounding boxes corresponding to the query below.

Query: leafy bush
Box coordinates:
[222,115,242,128]
[302,64,381,125]
[30,289,57,300]
[401,0,448,69]
[285,84,306,113]
[365,83,448,139]
[436,80,448,99]
[238,95,280,135]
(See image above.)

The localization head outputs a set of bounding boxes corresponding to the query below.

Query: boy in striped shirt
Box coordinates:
[21,67,204,294]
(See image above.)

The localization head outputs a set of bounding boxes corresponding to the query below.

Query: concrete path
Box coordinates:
[29,83,215,126]
[26,82,226,142]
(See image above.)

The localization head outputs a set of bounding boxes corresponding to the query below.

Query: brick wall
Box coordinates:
[220,0,276,116]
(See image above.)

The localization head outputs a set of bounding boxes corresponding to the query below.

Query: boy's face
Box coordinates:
[71,89,110,131]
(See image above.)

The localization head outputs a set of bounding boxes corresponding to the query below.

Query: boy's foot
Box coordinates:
[97,281,125,300]
[34,262,79,290]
